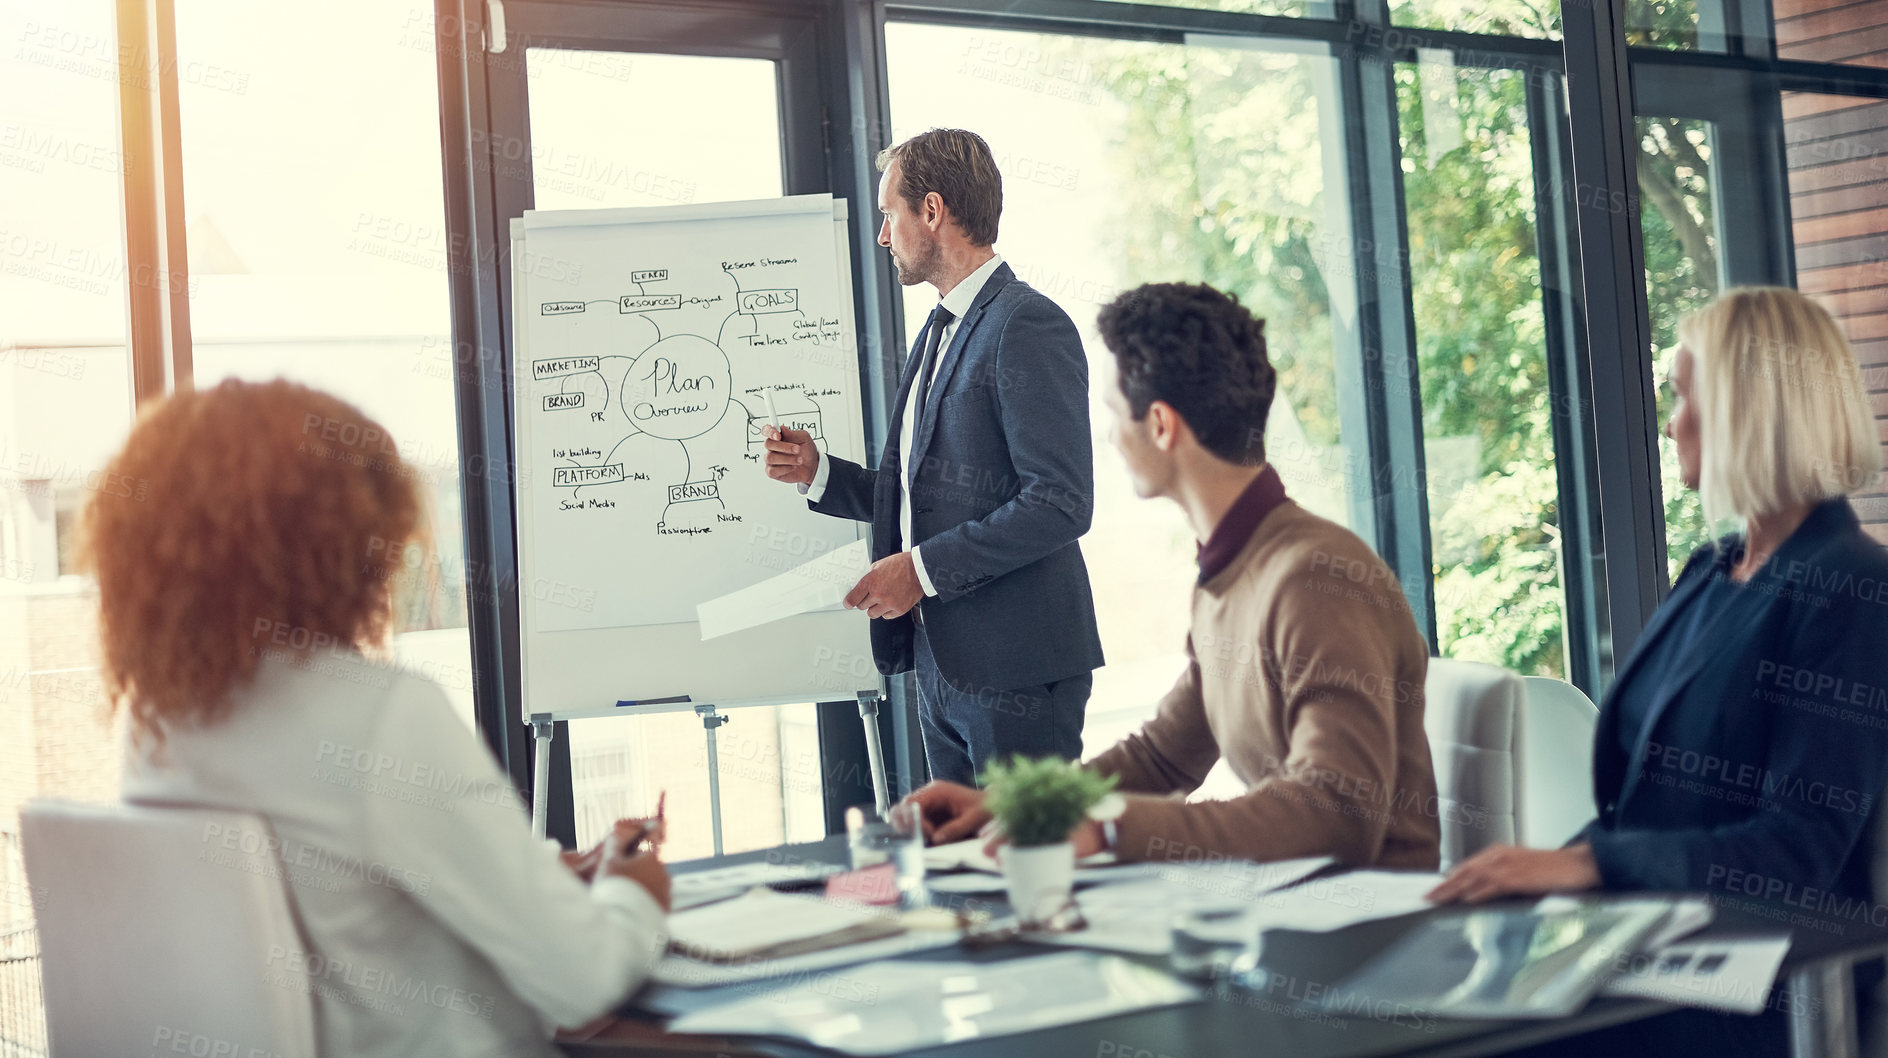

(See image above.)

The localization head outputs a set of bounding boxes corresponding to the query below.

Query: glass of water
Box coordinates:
[845,802,926,906]
[1170,902,1259,981]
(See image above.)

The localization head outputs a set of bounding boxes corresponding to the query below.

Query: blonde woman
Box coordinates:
[1432,287,1888,1056]
[85,379,669,1058]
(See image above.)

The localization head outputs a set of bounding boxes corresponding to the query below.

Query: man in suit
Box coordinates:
[762,128,1103,786]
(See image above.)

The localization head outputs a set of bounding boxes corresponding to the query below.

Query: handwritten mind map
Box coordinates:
[518,201,863,631]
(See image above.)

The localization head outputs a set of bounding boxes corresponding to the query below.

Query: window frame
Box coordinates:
[101,0,1888,835]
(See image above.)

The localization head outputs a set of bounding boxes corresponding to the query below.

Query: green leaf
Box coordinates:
[979,757,1118,849]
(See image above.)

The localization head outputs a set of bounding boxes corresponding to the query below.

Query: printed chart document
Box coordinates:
[696,538,869,640]
[1601,934,1792,1014]
[1320,901,1670,1019]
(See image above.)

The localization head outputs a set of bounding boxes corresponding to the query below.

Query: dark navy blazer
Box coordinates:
[1581,498,1888,907]
[810,263,1104,691]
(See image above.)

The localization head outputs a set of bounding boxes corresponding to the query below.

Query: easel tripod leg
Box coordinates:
[697,705,726,857]
[531,719,554,841]
[859,693,889,814]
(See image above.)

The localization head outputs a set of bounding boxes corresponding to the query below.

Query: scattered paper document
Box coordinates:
[925,872,1011,896]
[651,929,961,990]
[696,539,870,640]
[670,859,844,911]
[665,888,902,963]
[923,838,1115,874]
[1139,856,1334,901]
[1028,857,1337,956]
[1602,934,1792,1014]
[1249,870,1443,933]
[667,951,1201,1054]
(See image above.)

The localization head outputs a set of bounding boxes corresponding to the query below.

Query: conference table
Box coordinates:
[569,836,1888,1058]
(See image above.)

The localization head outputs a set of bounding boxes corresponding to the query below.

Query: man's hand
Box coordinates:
[845,552,924,620]
[906,780,992,845]
[762,425,819,485]
[1426,844,1601,904]
[598,818,672,912]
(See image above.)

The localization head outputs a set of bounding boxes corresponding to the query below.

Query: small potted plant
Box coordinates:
[981,756,1117,927]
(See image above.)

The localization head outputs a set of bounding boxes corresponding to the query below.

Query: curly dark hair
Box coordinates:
[875,128,1002,247]
[1097,282,1276,466]
[78,379,424,742]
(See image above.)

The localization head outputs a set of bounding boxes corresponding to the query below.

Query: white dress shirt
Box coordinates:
[122,653,665,1058]
[803,252,1006,597]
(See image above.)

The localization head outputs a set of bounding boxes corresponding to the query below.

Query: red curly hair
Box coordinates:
[78,379,423,740]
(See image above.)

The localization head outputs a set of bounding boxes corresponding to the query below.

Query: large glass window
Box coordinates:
[1628,1,1705,48]
[521,49,823,858]
[1636,114,1720,572]
[1,0,135,1049]
[1397,58,1567,676]
[1393,0,1560,37]
[887,23,1358,759]
[172,0,476,724]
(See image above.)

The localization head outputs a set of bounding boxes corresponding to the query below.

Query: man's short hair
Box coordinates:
[874,129,1002,247]
[1098,282,1276,466]
[1682,285,1883,521]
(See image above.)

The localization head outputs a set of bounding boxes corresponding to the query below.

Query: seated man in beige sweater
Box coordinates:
[909,282,1439,869]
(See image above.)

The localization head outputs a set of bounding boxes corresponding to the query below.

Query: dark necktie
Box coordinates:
[913,305,956,417]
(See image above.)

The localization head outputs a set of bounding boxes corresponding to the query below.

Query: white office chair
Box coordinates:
[1422,658,1525,870]
[20,800,317,1058]
[1518,676,1601,849]
[1862,795,1888,1056]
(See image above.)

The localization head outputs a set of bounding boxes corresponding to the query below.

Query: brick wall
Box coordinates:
[1776,0,1888,69]
[1778,2,1888,541]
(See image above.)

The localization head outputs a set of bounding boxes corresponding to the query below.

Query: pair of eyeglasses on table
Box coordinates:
[955,896,1089,949]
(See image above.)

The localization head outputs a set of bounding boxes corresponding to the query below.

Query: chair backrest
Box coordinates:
[20,800,317,1058]
[1423,658,1525,869]
[1518,676,1602,850]
[1869,797,1888,1036]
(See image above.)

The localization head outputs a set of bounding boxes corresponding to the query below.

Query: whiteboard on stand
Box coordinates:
[509,195,879,723]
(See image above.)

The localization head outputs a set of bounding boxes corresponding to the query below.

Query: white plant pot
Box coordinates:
[1001,842,1075,927]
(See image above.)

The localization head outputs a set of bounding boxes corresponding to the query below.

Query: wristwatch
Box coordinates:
[1088,793,1126,852]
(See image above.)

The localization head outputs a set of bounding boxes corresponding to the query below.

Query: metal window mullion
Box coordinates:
[1528,72,1609,694]
[1337,20,1437,652]
[115,0,194,405]
[1712,71,1794,287]
[839,0,925,795]
[1563,0,1669,657]
[885,0,1341,44]
[435,0,532,799]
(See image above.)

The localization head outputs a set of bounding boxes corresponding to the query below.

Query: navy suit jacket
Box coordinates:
[1580,499,1888,907]
[811,262,1104,691]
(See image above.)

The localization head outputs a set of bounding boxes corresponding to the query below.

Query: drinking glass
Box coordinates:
[1169,902,1259,980]
[845,802,925,906]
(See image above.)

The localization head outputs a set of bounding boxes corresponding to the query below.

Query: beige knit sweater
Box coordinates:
[1088,501,1441,870]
